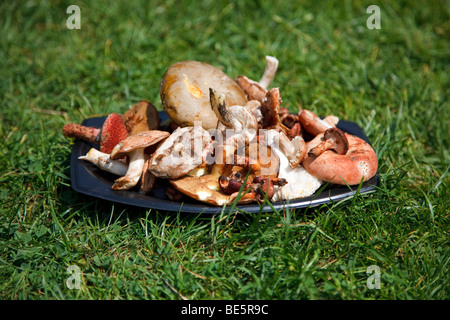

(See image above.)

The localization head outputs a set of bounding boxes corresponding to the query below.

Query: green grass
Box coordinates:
[0,0,448,300]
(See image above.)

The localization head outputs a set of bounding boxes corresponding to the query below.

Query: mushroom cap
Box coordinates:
[160,60,247,130]
[149,126,213,179]
[170,174,231,206]
[122,100,160,135]
[99,113,130,154]
[236,75,267,102]
[260,88,291,137]
[110,130,170,160]
[302,132,378,185]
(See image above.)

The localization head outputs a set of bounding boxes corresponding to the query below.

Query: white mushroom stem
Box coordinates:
[79,148,128,176]
[258,56,279,90]
[264,129,306,168]
[112,149,145,190]
[264,131,322,201]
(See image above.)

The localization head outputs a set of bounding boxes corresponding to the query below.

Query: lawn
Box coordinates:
[0,0,448,300]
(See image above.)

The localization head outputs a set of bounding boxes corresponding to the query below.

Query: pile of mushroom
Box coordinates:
[63,56,378,206]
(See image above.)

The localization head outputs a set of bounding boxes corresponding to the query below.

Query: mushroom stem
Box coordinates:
[111,149,145,190]
[307,139,336,157]
[258,56,279,90]
[79,148,128,176]
[63,124,101,144]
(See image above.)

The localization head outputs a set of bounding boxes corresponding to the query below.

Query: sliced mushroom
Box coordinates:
[122,100,160,135]
[110,130,170,190]
[78,148,128,176]
[63,113,129,154]
[160,60,247,130]
[149,126,213,179]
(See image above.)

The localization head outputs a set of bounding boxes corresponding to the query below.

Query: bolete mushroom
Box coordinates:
[302,128,378,185]
[160,60,247,130]
[148,126,213,179]
[62,113,129,154]
[122,100,160,135]
[110,130,170,190]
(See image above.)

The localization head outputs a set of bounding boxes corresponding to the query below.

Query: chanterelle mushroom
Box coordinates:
[148,126,213,179]
[160,60,247,130]
[63,113,129,154]
[110,130,170,190]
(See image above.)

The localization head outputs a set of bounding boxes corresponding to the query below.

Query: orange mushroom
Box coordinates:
[302,128,378,185]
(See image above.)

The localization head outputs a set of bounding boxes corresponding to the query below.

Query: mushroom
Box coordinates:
[140,156,157,194]
[110,130,170,190]
[302,128,378,185]
[160,60,247,130]
[209,88,259,146]
[219,172,287,203]
[263,130,307,168]
[167,89,262,206]
[298,109,339,137]
[260,88,291,137]
[148,126,213,179]
[122,100,160,135]
[78,148,128,176]
[236,56,279,101]
[307,127,349,157]
[62,113,129,154]
[264,129,322,201]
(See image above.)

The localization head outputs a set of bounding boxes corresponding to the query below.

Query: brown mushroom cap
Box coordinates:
[308,127,349,157]
[160,60,247,130]
[260,88,291,137]
[302,132,378,185]
[110,130,170,160]
[122,100,160,135]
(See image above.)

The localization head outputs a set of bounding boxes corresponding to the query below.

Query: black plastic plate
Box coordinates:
[70,111,378,214]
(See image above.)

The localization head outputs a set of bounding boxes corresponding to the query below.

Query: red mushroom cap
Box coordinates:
[99,113,129,154]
